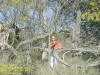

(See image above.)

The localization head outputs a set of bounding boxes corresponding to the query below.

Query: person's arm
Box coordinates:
[50,42,55,50]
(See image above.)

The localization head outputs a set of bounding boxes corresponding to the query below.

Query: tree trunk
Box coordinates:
[72,9,81,48]
[42,0,47,32]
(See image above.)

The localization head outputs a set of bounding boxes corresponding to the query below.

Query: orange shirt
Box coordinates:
[51,41,62,50]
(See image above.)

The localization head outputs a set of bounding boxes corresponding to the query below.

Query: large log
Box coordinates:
[56,48,100,53]
[0,43,18,56]
[16,32,55,50]
[77,60,100,67]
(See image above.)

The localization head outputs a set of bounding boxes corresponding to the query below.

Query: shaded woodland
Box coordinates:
[0,0,100,75]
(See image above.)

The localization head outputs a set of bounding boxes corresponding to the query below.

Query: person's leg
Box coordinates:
[50,55,54,68]
[53,52,59,65]
[50,51,54,69]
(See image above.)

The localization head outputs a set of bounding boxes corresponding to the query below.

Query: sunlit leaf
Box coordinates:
[95,14,100,21]
[82,14,86,19]
[90,2,97,6]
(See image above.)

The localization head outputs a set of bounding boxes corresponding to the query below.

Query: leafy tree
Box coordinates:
[81,1,100,21]
[80,0,100,45]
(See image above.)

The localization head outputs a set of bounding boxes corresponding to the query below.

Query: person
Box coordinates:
[50,36,62,68]
[51,36,61,49]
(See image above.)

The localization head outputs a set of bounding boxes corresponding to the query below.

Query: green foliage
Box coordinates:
[8,32,20,48]
[0,0,34,9]
[35,2,46,12]
[7,0,24,6]
[26,0,34,9]
[81,1,100,21]
[0,4,5,9]
[0,0,7,9]
[81,52,97,61]
[27,0,34,5]
[17,15,28,23]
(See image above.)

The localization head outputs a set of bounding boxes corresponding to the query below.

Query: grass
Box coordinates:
[0,48,100,75]
[33,55,100,75]
[33,61,100,75]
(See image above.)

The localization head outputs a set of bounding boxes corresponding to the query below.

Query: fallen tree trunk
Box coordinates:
[16,31,62,50]
[0,43,18,56]
[57,57,71,67]
[56,48,100,53]
[77,60,100,67]
[16,32,53,50]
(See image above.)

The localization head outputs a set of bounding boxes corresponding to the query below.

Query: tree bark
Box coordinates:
[42,0,47,32]
[72,9,81,48]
